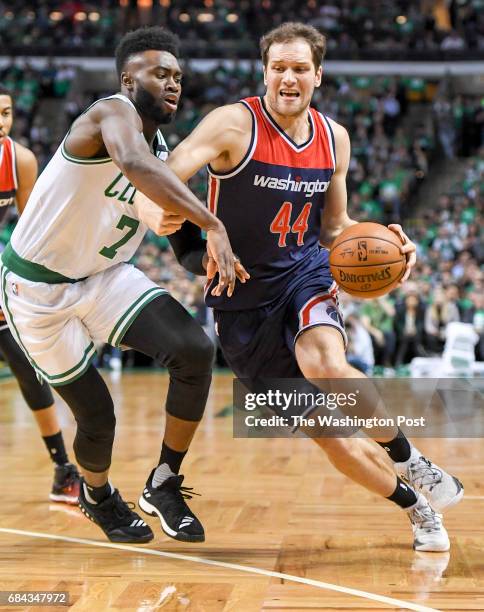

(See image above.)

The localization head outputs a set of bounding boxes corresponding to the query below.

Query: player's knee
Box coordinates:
[189,332,214,371]
[0,339,54,409]
[76,400,116,439]
[167,330,214,375]
[316,437,359,462]
[302,361,350,380]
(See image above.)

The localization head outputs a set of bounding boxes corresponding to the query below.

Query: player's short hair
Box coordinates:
[0,86,13,97]
[260,22,326,71]
[115,26,180,78]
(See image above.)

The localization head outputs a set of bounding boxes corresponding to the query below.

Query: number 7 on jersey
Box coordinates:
[99,214,140,260]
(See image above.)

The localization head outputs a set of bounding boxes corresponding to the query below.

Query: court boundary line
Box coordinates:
[0,527,440,612]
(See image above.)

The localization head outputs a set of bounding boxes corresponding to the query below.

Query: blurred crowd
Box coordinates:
[434,93,484,159]
[0,61,482,371]
[1,0,484,59]
[0,61,75,170]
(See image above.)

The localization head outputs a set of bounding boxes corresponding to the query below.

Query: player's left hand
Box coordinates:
[388,223,416,284]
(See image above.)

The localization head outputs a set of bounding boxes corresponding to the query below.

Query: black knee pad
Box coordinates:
[122,295,214,423]
[166,331,214,376]
[73,411,116,473]
[0,329,54,410]
[55,366,116,473]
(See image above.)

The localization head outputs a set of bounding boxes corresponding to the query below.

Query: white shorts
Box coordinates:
[0,262,166,386]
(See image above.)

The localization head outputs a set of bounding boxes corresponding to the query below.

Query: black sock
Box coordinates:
[377,428,411,463]
[387,477,418,509]
[159,441,187,474]
[42,431,69,466]
[83,481,112,504]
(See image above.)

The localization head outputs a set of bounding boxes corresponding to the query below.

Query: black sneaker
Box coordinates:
[78,479,154,543]
[138,470,205,542]
[49,463,80,504]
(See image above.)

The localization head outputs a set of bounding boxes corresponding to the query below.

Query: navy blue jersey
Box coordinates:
[205,96,336,310]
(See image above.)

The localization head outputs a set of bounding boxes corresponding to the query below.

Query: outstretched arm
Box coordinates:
[65,97,235,295]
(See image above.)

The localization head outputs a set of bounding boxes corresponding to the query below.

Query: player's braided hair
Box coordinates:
[260,22,326,71]
[115,26,180,78]
[0,85,13,97]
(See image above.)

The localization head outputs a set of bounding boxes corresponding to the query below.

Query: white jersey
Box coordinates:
[5,94,168,283]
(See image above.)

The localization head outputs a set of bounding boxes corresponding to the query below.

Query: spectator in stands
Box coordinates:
[432,226,463,261]
[394,286,427,367]
[360,296,397,368]
[424,285,460,354]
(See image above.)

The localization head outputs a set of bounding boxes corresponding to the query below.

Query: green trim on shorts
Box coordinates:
[1,266,96,386]
[2,243,86,284]
[46,343,97,386]
[109,287,167,347]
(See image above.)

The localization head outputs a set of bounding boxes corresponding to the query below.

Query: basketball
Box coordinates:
[329,222,406,298]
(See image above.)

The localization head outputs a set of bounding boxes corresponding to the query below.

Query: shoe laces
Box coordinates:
[409,456,443,491]
[105,491,137,521]
[409,503,442,532]
[162,475,201,501]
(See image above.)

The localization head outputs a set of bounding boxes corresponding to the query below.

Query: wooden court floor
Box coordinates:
[0,371,482,612]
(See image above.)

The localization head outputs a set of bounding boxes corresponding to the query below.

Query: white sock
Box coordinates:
[152,463,175,488]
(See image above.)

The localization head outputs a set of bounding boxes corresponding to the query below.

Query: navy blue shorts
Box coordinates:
[214,266,346,381]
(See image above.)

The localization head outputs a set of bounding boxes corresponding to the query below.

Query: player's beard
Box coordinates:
[133,84,175,125]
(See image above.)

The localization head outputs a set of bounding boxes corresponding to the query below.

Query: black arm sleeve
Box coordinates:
[167,221,207,276]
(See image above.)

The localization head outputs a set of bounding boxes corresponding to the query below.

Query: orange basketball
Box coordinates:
[329,222,406,298]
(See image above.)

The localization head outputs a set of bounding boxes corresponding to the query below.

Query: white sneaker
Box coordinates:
[406,494,450,552]
[394,447,464,512]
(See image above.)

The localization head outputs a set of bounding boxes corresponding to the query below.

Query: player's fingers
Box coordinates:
[401,252,416,283]
[213,255,229,295]
[160,222,183,234]
[387,223,403,236]
[400,242,415,254]
[227,276,236,297]
[389,224,413,248]
[206,256,217,280]
[235,261,250,282]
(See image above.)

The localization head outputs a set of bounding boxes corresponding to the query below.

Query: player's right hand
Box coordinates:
[206,225,237,297]
[206,253,250,296]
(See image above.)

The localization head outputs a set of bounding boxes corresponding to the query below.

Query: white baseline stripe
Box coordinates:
[0,527,439,612]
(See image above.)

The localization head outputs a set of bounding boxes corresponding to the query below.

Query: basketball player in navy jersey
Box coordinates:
[138,23,464,551]
[0,86,80,503]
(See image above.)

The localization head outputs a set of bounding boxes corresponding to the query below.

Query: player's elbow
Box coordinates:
[116,153,143,176]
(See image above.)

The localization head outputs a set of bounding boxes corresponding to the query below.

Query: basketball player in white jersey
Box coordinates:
[141,23,463,552]
[0,87,80,504]
[1,27,240,544]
